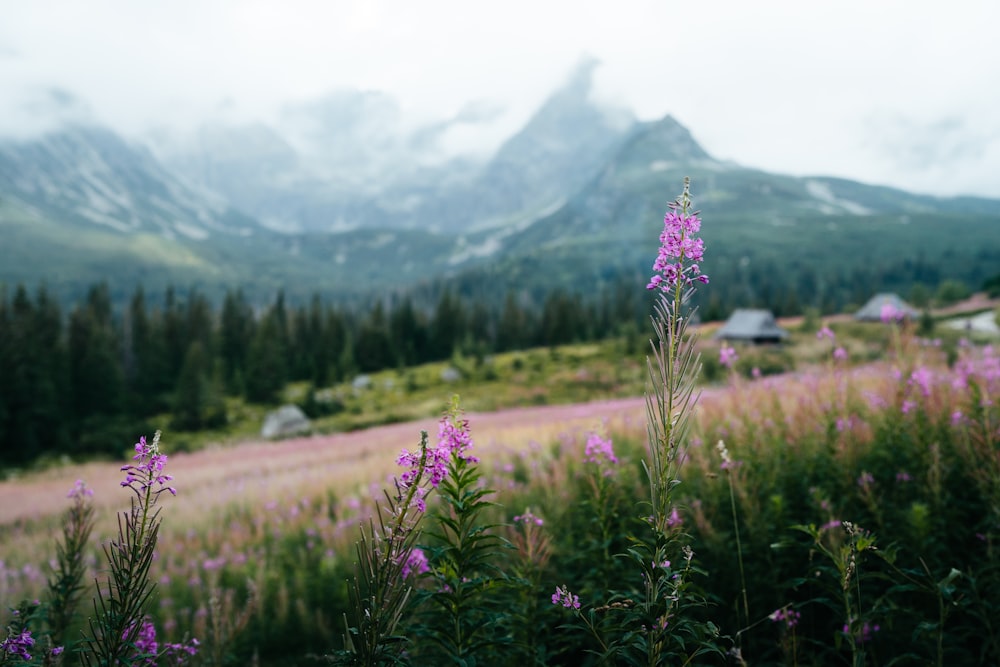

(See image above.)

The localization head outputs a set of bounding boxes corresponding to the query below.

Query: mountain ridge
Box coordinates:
[2,75,999,307]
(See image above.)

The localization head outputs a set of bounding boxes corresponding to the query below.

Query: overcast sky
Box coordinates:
[2,0,998,198]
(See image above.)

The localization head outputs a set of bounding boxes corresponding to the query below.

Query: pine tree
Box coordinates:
[430,289,467,360]
[172,340,226,431]
[0,287,11,461]
[389,296,428,367]
[496,291,527,352]
[219,289,254,395]
[355,301,394,372]
[244,312,288,404]
[67,285,125,422]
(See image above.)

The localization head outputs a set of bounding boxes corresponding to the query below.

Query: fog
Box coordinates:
[1,0,998,197]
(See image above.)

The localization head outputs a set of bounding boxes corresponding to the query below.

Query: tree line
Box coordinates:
[0,280,650,466]
[2,254,990,467]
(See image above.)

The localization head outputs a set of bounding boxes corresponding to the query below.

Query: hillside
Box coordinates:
[2,75,999,308]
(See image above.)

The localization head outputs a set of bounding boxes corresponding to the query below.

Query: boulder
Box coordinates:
[261,404,311,439]
[440,367,462,382]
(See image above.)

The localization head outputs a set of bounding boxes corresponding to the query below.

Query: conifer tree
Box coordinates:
[244,311,287,404]
[218,289,254,395]
[389,296,427,367]
[173,340,226,430]
[355,301,394,372]
[496,291,527,352]
[430,288,466,360]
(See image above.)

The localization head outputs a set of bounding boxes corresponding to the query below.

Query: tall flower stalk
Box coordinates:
[414,397,510,662]
[46,479,96,652]
[337,431,431,666]
[555,178,720,665]
[336,406,477,666]
[81,431,185,667]
[627,177,719,664]
[645,177,707,536]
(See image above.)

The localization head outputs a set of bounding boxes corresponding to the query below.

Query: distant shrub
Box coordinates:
[935,279,971,306]
[735,345,795,377]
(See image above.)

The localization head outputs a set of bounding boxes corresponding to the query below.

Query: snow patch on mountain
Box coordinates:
[806,180,873,215]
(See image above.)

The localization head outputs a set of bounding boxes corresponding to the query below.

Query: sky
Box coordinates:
[1,0,999,198]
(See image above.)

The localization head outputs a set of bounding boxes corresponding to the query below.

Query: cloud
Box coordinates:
[0,86,94,138]
[0,1,998,196]
[865,115,989,169]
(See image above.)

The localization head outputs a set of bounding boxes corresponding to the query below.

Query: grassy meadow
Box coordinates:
[2,302,999,665]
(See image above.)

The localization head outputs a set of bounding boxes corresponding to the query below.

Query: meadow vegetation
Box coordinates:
[2,179,999,666]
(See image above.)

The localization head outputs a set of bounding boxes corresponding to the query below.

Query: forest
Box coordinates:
[2,251,996,469]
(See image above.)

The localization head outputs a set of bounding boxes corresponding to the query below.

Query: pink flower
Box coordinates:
[68,479,94,499]
[1,629,34,660]
[647,183,709,292]
[880,303,903,324]
[513,510,544,526]
[120,433,175,496]
[401,548,429,578]
[719,344,738,369]
[551,585,581,609]
[770,607,801,630]
[583,432,618,471]
[909,366,933,398]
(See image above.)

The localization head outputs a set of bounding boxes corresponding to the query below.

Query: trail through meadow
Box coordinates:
[1,395,659,527]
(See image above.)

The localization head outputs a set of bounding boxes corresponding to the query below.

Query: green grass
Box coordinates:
[156,316,974,453]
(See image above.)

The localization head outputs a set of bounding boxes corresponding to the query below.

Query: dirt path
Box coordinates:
[0,397,656,527]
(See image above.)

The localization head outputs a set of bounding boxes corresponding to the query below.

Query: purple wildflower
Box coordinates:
[820,519,842,533]
[513,510,544,526]
[769,607,801,630]
[817,326,835,340]
[716,440,741,470]
[666,507,683,528]
[896,471,913,483]
[719,344,738,369]
[551,585,581,609]
[647,191,709,292]
[909,366,933,398]
[833,346,848,362]
[844,619,880,644]
[857,471,875,489]
[396,403,477,508]
[880,303,903,324]
[1,629,34,660]
[120,432,176,496]
[583,432,618,472]
[68,479,94,499]
[128,618,198,665]
[401,548,430,579]
[438,411,478,463]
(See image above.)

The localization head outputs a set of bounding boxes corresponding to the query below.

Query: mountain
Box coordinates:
[152,60,636,235]
[0,125,259,238]
[0,125,497,301]
[0,125,277,297]
[3,75,999,309]
[487,113,1000,302]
